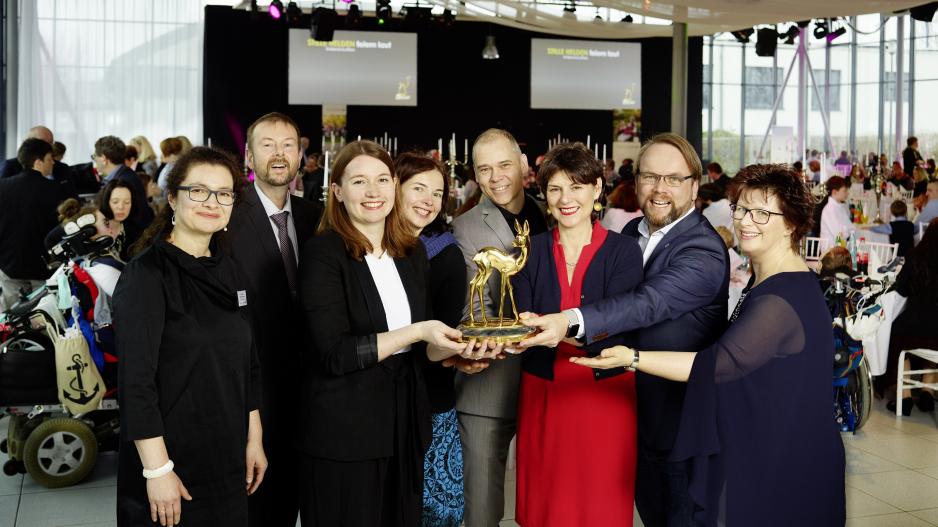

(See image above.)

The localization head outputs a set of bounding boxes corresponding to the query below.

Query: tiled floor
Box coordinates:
[2,400,937,527]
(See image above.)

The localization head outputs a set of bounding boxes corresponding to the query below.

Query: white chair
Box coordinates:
[896,348,938,417]
[858,240,898,266]
[802,237,827,262]
[901,188,914,200]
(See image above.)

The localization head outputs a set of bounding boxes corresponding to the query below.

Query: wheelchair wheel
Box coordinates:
[853,355,873,430]
[22,417,98,488]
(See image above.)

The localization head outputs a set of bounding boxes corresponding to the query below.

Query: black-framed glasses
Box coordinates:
[637,172,694,187]
[178,185,236,206]
[730,204,785,225]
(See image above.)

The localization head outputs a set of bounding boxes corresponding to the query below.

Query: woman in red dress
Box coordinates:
[512,143,644,526]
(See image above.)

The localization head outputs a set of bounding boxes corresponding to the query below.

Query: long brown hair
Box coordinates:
[318,140,416,259]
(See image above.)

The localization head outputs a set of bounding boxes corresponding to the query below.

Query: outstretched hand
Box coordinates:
[442,356,495,374]
[569,345,634,370]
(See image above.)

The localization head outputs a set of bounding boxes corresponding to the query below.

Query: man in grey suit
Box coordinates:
[451,129,548,526]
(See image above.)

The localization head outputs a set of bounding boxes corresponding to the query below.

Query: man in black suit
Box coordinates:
[0,125,77,199]
[522,133,729,527]
[0,139,65,311]
[903,136,924,177]
[93,136,154,247]
[226,112,323,527]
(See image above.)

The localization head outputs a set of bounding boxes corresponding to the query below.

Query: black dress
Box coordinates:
[114,238,260,526]
[670,272,846,526]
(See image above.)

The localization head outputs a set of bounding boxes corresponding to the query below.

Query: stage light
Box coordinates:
[376,0,392,25]
[562,3,576,19]
[910,2,938,22]
[286,2,302,23]
[813,20,829,40]
[755,27,778,56]
[621,14,633,23]
[311,7,337,41]
[780,25,800,45]
[404,6,432,29]
[731,28,754,43]
[268,0,284,20]
[346,4,362,27]
[441,9,456,27]
[827,25,846,43]
[482,35,500,60]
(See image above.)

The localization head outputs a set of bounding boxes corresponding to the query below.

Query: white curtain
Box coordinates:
[16,0,204,166]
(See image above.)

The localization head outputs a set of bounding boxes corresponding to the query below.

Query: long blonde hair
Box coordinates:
[129,136,157,163]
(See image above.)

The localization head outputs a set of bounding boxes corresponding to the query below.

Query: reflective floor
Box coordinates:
[2,399,937,527]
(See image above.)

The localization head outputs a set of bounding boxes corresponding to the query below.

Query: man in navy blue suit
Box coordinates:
[521,133,729,527]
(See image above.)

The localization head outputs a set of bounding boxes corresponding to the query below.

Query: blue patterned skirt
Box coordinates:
[422,409,464,527]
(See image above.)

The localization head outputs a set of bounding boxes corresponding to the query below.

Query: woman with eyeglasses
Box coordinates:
[572,164,845,526]
[115,147,266,527]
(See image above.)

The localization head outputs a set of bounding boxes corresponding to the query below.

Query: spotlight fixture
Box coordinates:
[376,0,392,25]
[813,19,829,40]
[268,0,284,19]
[827,25,846,43]
[910,2,938,22]
[482,35,500,60]
[345,3,362,27]
[285,1,302,23]
[404,6,433,29]
[730,28,754,43]
[593,9,603,23]
[796,20,811,28]
[311,7,337,41]
[780,25,800,44]
[621,14,633,23]
[562,2,577,19]
[441,8,456,27]
[755,27,778,56]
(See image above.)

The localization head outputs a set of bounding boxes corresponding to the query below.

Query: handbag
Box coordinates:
[45,319,104,416]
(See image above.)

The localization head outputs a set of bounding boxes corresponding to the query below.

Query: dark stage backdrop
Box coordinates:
[203,5,702,161]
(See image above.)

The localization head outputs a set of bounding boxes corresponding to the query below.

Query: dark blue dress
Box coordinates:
[670,271,846,526]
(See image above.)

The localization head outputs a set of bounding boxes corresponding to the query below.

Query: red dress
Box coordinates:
[516,223,638,527]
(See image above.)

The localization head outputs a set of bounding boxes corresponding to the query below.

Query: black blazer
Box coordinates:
[513,229,644,381]
[297,230,431,461]
[226,184,322,436]
[579,211,730,450]
[0,171,65,279]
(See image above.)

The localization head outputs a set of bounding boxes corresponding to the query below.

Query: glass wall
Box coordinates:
[702,13,938,174]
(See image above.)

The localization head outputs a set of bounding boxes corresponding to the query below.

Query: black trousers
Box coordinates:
[299,455,422,527]
[634,446,697,527]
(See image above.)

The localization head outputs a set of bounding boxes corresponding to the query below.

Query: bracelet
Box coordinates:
[142,460,174,479]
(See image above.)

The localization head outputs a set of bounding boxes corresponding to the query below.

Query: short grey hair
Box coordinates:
[471,128,522,166]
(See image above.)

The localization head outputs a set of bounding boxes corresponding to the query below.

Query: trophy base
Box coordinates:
[457,318,536,344]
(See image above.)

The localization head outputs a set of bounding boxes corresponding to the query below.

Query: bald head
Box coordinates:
[26,126,53,144]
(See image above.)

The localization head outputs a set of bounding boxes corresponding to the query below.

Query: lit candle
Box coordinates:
[357,135,361,141]
[602,144,607,164]
[594,143,599,158]
[384,132,389,147]
[322,150,331,202]
[587,135,591,149]
[393,137,398,157]
[438,138,443,158]
[321,136,325,152]
[464,138,468,163]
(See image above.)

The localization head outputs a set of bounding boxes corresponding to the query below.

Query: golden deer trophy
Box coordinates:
[459,220,536,344]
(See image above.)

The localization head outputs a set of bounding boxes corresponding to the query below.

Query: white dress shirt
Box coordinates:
[820,198,855,249]
[255,182,299,264]
[365,251,412,355]
[571,206,695,338]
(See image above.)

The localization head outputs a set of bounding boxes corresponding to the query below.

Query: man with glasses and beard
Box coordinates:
[227,112,323,527]
[520,133,729,527]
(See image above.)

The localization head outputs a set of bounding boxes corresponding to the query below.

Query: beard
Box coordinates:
[641,193,690,230]
[254,155,297,187]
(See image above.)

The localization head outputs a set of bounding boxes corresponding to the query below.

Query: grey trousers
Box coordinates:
[0,269,44,312]
[457,412,516,527]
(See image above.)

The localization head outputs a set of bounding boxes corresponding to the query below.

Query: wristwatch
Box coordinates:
[627,348,640,372]
[563,310,580,339]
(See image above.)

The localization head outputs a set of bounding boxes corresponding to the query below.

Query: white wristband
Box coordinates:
[142,460,174,479]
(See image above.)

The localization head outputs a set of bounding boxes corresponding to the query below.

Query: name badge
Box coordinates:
[237,290,248,307]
